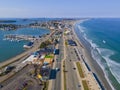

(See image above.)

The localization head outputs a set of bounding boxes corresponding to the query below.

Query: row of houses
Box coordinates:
[22,46,54,80]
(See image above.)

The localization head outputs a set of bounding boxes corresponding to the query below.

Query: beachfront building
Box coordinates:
[43,57,53,65]
[67,39,77,46]
[40,65,51,81]
[22,51,45,64]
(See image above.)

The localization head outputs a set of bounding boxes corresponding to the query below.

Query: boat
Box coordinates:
[23,42,34,49]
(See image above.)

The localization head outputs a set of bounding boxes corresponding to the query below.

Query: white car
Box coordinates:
[55,68,60,71]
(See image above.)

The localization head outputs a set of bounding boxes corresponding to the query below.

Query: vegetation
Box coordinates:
[76,62,84,78]
[65,41,68,45]
[0,24,23,30]
[82,80,89,90]
[45,55,54,58]
[43,81,49,90]
[22,87,27,90]
[40,40,52,48]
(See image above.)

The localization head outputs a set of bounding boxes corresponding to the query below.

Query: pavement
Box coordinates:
[48,33,64,90]
[65,45,81,90]
[1,65,42,90]
[48,26,82,90]
[48,21,101,90]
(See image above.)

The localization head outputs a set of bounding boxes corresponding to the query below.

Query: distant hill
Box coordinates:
[0,20,16,23]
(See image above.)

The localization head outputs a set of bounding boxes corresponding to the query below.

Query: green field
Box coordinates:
[43,81,49,90]
[82,80,89,90]
[76,62,84,78]
[45,55,53,58]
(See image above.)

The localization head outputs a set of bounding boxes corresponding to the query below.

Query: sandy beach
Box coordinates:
[72,20,113,90]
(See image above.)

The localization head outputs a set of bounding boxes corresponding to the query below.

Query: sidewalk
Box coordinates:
[48,44,58,90]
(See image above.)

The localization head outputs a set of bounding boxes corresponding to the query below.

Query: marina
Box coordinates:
[4,34,40,41]
[0,26,50,62]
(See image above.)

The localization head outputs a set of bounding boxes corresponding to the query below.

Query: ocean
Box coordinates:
[0,19,50,62]
[75,18,120,90]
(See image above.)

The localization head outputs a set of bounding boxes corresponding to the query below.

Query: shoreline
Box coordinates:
[0,29,52,68]
[0,30,50,63]
[73,20,113,90]
[0,40,40,68]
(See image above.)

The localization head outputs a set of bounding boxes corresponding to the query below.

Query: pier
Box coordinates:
[4,34,40,41]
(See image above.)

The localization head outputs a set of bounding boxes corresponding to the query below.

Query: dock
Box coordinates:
[4,34,40,41]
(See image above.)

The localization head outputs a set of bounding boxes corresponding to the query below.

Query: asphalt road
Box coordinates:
[51,30,81,90]
[65,45,81,90]
[64,31,82,90]
[51,34,64,90]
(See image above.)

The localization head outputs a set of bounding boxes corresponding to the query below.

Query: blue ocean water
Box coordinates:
[75,18,120,90]
[0,27,50,62]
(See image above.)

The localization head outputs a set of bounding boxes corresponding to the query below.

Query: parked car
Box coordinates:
[73,67,76,70]
[0,84,3,88]
[55,68,60,71]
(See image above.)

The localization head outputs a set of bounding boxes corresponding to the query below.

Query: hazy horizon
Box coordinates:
[0,0,120,18]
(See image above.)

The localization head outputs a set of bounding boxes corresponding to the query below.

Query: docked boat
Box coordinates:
[23,42,34,49]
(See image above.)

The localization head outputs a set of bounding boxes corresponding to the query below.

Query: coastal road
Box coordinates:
[51,33,64,90]
[63,28,82,90]
[65,45,81,90]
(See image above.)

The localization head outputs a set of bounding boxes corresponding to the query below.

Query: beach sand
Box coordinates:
[72,21,113,90]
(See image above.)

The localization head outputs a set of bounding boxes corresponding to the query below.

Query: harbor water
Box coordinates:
[0,27,50,62]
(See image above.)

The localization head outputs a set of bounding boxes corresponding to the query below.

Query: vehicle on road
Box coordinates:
[0,84,3,88]
[55,68,60,71]
[73,67,76,70]
[78,84,81,87]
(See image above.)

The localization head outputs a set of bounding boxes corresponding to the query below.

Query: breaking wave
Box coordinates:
[77,24,120,90]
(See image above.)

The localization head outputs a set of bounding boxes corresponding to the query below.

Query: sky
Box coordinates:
[0,0,120,18]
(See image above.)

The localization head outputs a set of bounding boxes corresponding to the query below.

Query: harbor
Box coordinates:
[0,26,50,62]
[4,34,40,42]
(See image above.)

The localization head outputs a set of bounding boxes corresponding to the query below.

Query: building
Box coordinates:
[40,65,51,81]
[53,49,59,55]
[67,39,77,46]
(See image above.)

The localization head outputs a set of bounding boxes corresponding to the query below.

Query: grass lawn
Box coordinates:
[65,41,68,45]
[82,80,89,90]
[45,55,54,58]
[43,81,49,90]
[76,62,84,78]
